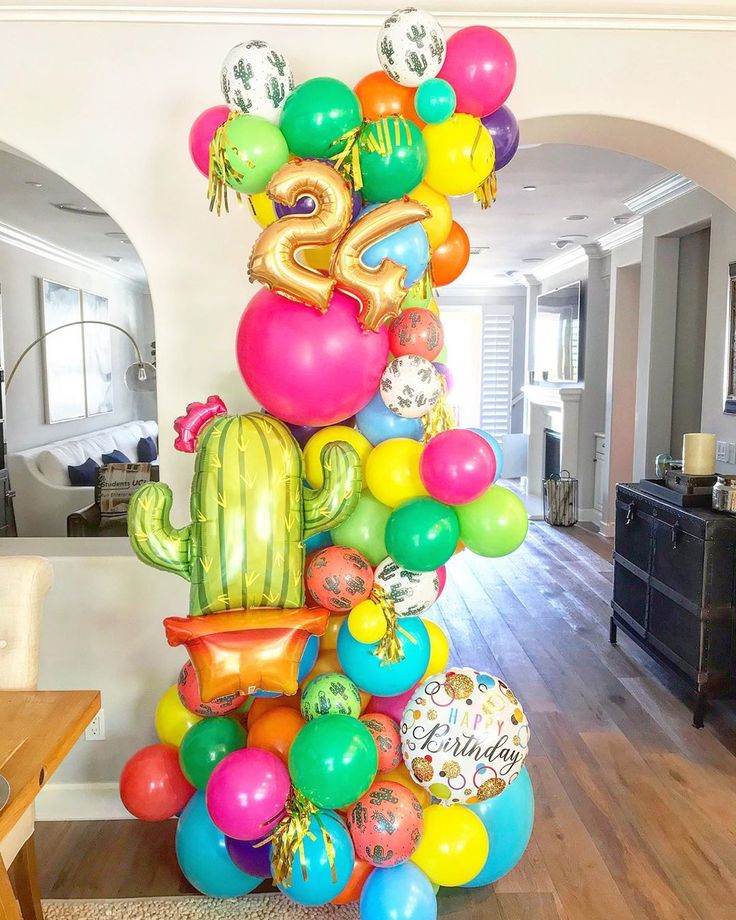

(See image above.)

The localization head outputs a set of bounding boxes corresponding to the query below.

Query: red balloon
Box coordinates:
[120,744,194,821]
[388,309,444,361]
[359,713,402,773]
[306,546,374,611]
[177,660,247,717]
[347,780,423,867]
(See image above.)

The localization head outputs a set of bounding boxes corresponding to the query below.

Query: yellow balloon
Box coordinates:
[304,426,372,489]
[423,114,496,198]
[154,684,201,747]
[411,804,489,887]
[420,618,450,682]
[425,298,440,316]
[382,764,432,808]
[300,243,335,271]
[247,191,277,228]
[365,438,427,508]
[408,182,452,249]
[348,599,387,643]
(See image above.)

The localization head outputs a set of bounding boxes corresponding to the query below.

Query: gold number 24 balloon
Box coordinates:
[248,160,429,331]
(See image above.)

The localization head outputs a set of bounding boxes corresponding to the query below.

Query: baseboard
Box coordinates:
[599,519,615,538]
[578,507,599,523]
[36,782,130,821]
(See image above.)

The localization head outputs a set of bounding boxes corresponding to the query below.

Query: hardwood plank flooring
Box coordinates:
[34,523,736,919]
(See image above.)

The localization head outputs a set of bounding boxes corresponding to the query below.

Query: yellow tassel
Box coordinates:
[473,170,497,210]
[422,378,456,443]
[266,789,338,888]
[370,585,417,665]
[208,112,246,216]
[330,122,367,190]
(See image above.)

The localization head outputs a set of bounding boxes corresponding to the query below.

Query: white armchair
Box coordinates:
[0,556,54,920]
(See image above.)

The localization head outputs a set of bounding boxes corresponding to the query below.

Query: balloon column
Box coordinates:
[121,9,533,918]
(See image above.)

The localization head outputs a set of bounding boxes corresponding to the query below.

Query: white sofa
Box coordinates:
[8,419,158,536]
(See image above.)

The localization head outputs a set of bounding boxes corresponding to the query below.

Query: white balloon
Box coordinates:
[220,40,294,124]
[380,355,441,419]
[375,556,439,616]
[377,8,446,88]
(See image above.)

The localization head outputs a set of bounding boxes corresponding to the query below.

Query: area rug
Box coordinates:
[43,895,359,919]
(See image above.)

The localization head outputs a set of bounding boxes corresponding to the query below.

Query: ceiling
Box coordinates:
[0,144,147,284]
[453,143,673,282]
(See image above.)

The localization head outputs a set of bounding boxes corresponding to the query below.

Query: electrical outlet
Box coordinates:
[85,709,105,741]
[717,440,729,462]
[729,442,736,465]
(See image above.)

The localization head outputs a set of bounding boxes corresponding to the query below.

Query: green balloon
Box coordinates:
[456,485,529,558]
[414,78,456,125]
[280,77,362,159]
[179,717,246,790]
[289,714,377,809]
[331,491,391,566]
[222,114,289,195]
[301,672,362,721]
[359,119,427,202]
[385,497,459,572]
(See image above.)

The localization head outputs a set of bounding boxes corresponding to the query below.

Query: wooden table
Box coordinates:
[0,691,100,919]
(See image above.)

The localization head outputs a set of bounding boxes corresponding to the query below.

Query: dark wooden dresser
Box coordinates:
[611,483,736,726]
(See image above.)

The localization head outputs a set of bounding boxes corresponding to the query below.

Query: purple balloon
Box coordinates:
[286,416,356,449]
[274,159,362,219]
[434,362,454,393]
[226,835,272,879]
[481,105,519,170]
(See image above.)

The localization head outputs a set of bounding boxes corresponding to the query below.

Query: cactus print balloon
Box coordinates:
[380,355,442,419]
[389,308,444,361]
[347,780,423,867]
[301,672,363,720]
[221,41,294,125]
[374,557,439,616]
[306,546,374,612]
[177,660,246,717]
[360,713,402,773]
[377,8,446,88]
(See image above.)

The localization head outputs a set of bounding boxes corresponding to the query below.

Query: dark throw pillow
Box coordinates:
[101,449,130,465]
[137,436,158,463]
[68,457,100,487]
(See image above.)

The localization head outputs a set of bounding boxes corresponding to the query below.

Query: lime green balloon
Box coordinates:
[385,497,459,572]
[301,672,362,721]
[179,717,246,790]
[280,77,361,159]
[359,119,427,202]
[456,485,529,558]
[289,714,377,809]
[331,491,391,565]
[222,114,289,194]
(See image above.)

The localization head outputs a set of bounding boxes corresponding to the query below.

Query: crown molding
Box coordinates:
[0,220,143,286]
[530,246,587,282]
[597,216,643,251]
[623,174,697,214]
[2,4,736,30]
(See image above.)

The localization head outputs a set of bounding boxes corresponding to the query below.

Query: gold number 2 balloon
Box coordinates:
[248,160,353,312]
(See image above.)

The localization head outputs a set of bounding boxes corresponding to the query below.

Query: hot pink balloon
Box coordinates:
[436,565,447,598]
[438,26,517,118]
[206,748,290,841]
[365,683,421,725]
[420,429,496,505]
[236,288,389,426]
[189,105,230,177]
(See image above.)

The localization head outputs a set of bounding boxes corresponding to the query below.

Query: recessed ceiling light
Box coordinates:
[25,181,43,188]
[53,202,108,217]
[522,258,544,263]
[564,214,589,221]
[106,256,122,263]
[470,246,490,255]
[560,234,588,239]
[523,185,537,191]
[104,231,131,244]
[612,214,632,225]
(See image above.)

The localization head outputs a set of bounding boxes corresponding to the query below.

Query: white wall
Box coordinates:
[2,245,156,452]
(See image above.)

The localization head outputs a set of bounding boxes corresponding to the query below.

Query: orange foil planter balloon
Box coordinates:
[163,607,329,700]
[431,220,470,286]
[248,160,353,313]
[355,71,422,126]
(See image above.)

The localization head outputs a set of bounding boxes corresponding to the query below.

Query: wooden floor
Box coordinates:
[35,523,736,919]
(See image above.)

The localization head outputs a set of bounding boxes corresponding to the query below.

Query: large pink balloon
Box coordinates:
[420,428,496,505]
[237,288,389,426]
[438,26,516,118]
[189,105,230,176]
[205,748,290,841]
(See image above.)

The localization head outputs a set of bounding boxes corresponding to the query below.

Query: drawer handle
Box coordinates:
[671,523,680,549]
[625,502,636,526]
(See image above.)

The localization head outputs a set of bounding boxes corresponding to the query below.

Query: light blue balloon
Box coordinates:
[255,634,319,699]
[337,615,429,696]
[469,428,504,481]
[360,862,437,920]
[305,530,332,554]
[276,810,354,906]
[356,391,423,445]
[462,767,534,887]
[360,205,430,288]
[175,792,260,898]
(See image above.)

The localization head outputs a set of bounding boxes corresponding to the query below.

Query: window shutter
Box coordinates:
[480,311,513,437]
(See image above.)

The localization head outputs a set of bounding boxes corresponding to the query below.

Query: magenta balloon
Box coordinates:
[436,565,447,597]
[189,105,230,177]
[438,26,517,118]
[205,748,290,842]
[365,683,421,724]
[420,429,497,505]
[237,288,389,426]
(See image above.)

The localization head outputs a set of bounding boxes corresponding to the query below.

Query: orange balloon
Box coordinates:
[354,71,421,126]
[247,706,305,763]
[322,614,347,651]
[332,858,374,904]
[305,647,342,683]
[431,221,470,287]
[381,763,432,809]
[246,693,301,730]
[359,690,372,713]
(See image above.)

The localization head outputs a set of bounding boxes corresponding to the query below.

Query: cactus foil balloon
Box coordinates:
[129,397,362,615]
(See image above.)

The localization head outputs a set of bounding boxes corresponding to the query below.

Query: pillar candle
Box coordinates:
[682,433,717,475]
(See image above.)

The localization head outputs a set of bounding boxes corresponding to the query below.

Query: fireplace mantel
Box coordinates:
[523,385,584,496]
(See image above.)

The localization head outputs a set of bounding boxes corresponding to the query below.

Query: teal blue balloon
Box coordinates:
[414,78,456,125]
[361,862,437,920]
[275,810,354,905]
[469,428,503,481]
[336,615,429,696]
[462,768,534,887]
[175,792,260,898]
[360,205,429,288]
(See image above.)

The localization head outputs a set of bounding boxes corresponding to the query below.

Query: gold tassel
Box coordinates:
[422,378,456,443]
[207,111,246,216]
[370,585,417,665]
[330,117,413,192]
[473,169,497,210]
[330,122,366,190]
[266,789,338,888]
